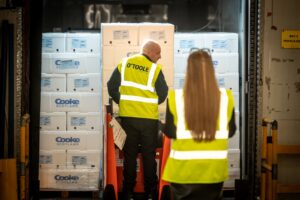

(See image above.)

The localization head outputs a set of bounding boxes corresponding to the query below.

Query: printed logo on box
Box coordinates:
[55,98,80,107]
[55,136,80,145]
[55,59,80,70]
[54,175,79,183]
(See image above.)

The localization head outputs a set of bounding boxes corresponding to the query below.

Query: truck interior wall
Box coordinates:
[262,0,300,198]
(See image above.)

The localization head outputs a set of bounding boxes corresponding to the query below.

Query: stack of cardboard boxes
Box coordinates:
[39,32,103,190]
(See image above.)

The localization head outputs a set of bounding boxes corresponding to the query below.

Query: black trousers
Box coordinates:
[121,117,158,194]
[170,182,223,200]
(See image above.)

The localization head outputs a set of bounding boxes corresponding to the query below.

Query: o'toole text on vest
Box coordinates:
[126,62,149,72]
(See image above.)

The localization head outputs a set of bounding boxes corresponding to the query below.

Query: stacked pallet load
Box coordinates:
[101,23,174,192]
[39,32,103,191]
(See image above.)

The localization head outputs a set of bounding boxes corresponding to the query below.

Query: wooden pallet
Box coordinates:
[40,190,100,199]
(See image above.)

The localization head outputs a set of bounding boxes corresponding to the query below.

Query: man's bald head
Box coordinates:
[142,40,161,63]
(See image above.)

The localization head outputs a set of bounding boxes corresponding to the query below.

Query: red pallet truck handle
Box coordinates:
[105,113,118,200]
[159,136,171,200]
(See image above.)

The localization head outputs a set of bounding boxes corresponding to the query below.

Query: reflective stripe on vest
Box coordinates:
[169,149,228,160]
[120,94,158,104]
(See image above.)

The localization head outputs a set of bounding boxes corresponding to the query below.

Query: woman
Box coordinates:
[162,49,236,200]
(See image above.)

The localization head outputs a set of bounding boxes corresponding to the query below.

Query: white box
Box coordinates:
[39,168,99,190]
[101,23,139,46]
[67,112,101,131]
[41,73,66,92]
[174,54,189,74]
[233,92,239,111]
[216,73,239,92]
[139,23,174,47]
[40,93,51,112]
[66,33,101,53]
[40,112,67,131]
[203,33,238,53]
[174,33,205,55]
[211,53,239,74]
[223,168,240,188]
[41,92,100,112]
[228,131,240,149]
[235,111,240,131]
[39,150,67,169]
[39,131,102,151]
[229,111,240,149]
[228,149,240,169]
[66,150,101,169]
[174,52,239,75]
[42,33,66,53]
[67,73,101,92]
[174,73,185,89]
[42,53,101,74]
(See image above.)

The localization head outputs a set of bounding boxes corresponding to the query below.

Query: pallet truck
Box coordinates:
[103,104,171,200]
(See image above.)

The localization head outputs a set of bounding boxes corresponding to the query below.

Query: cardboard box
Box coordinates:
[39,131,102,151]
[42,53,101,74]
[203,33,238,53]
[174,33,205,55]
[66,33,101,53]
[40,112,67,131]
[41,92,100,112]
[41,73,66,92]
[42,33,66,53]
[67,112,102,131]
[216,73,239,93]
[66,150,101,169]
[67,73,101,92]
[39,150,67,169]
[101,23,139,46]
[139,23,174,47]
[39,168,99,190]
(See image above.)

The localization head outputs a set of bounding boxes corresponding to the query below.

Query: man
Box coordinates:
[107,40,168,200]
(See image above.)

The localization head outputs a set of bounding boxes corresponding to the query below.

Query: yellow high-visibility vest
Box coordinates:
[162,88,235,183]
[118,55,162,119]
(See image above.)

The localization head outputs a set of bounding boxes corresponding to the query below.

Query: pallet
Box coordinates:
[40,190,100,199]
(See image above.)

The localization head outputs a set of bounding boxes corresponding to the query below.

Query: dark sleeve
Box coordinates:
[107,67,121,104]
[228,108,237,138]
[155,71,168,104]
[163,99,176,139]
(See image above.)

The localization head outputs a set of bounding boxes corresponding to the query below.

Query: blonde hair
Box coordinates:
[183,50,220,142]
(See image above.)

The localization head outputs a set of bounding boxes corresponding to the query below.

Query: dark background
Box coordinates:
[42,0,241,33]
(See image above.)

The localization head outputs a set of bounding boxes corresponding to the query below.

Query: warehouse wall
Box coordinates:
[262,0,300,195]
